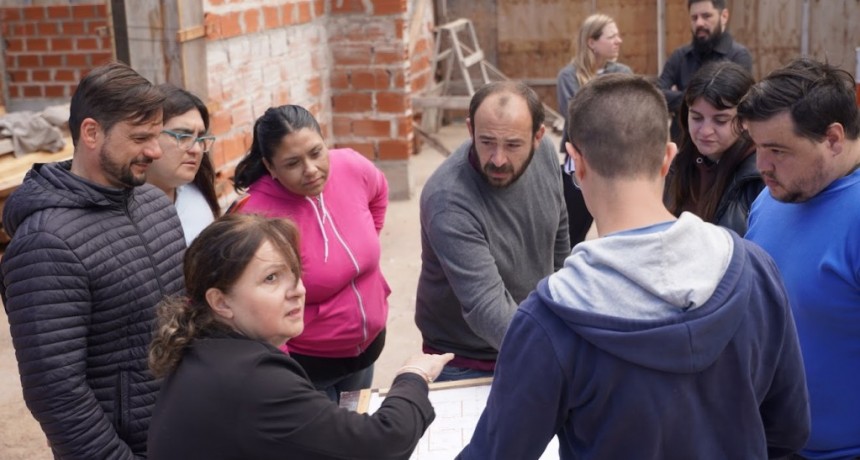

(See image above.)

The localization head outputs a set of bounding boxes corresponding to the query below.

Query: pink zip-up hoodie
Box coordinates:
[239,148,390,358]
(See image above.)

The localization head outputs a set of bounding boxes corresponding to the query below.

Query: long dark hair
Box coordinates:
[158,84,220,218]
[666,61,755,222]
[233,105,322,192]
[149,214,302,378]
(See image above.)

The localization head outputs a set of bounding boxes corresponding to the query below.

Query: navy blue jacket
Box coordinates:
[459,233,809,459]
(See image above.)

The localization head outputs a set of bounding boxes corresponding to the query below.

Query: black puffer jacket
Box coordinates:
[0,160,185,459]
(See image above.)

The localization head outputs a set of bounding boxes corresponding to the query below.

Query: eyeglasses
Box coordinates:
[161,130,216,154]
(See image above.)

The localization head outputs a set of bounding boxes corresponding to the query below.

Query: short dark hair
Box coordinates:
[468,81,545,137]
[688,0,726,9]
[69,62,164,145]
[736,57,860,141]
[567,74,669,179]
[233,105,322,192]
[158,83,220,218]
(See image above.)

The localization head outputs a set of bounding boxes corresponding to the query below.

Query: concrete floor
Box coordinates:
[0,123,565,459]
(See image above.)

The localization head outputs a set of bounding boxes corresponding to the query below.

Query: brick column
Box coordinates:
[329,0,414,199]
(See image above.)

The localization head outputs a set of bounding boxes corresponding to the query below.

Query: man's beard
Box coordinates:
[479,142,537,188]
[99,145,150,188]
[692,21,724,55]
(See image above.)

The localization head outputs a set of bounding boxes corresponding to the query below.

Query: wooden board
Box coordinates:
[756,0,803,76]
[809,0,860,77]
[0,137,73,199]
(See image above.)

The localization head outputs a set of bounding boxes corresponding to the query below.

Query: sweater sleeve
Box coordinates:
[246,355,434,459]
[1,231,136,460]
[657,49,685,113]
[730,47,753,73]
[367,161,389,234]
[458,305,567,460]
[424,206,520,349]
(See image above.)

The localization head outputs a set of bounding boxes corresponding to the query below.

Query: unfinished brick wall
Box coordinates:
[0,2,112,107]
[203,0,329,188]
[205,0,423,200]
[329,0,413,162]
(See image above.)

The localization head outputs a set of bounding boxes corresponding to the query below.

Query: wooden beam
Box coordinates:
[411,96,471,110]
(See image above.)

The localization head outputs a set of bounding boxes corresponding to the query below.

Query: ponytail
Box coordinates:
[148,295,222,378]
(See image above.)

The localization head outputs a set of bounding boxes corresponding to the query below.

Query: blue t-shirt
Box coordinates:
[747,169,860,459]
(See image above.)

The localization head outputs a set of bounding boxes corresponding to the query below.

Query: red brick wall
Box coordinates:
[204,0,420,185]
[203,0,329,175]
[0,2,113,102]
[329,0,413,160]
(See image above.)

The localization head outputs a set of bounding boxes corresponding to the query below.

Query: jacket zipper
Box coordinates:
[315,196,368,354]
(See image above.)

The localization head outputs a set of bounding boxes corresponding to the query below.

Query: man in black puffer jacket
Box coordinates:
[0,62,185,459]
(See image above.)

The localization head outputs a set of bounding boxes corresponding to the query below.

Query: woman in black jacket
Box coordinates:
[147,213,452,459]
[665,61,764,236]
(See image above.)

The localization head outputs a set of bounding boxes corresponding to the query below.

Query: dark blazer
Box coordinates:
[148,331,435,460]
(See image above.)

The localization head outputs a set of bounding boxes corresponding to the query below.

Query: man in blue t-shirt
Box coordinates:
[740,57,860,460]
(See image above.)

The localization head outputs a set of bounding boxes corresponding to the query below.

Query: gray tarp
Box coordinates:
[0,108,67,158]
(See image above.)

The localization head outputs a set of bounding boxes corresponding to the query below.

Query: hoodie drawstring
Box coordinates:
[307,195,330,262]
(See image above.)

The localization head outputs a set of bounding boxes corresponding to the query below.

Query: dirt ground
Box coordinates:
[0,124,491,460]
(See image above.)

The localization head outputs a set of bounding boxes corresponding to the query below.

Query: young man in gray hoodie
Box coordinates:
[458,74,809,459]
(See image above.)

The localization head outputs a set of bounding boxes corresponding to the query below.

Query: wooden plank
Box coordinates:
[756,0,802,76]
[0,137,74,198]
[727,0,762,79]
[412,96,472,110]
[176,0,208,98]
[123,0,169,84]
[809,0,859,76]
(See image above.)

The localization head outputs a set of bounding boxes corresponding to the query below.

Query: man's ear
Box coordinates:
[79,118,102,149]
[534,124,546,143]
[661,141,679,177]
[720,8,730,24]
[205,288,234,320]
[466,117,473,138]
[824,122,845,157]
[567,141,586,183]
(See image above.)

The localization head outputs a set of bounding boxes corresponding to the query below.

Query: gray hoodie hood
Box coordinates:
[548,212,732,320]
[542,213,742,373]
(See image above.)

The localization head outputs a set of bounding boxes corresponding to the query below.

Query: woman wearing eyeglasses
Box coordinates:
[148,84,220,244]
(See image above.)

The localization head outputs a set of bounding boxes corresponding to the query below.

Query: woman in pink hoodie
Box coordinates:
[232,105,390,402]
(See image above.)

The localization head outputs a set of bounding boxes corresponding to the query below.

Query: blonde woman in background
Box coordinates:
[556,13,632,246]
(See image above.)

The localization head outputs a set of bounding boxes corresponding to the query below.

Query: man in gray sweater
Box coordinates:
[415,81,570,381]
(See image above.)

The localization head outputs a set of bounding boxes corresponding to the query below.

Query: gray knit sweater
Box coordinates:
[415,135,569,361]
